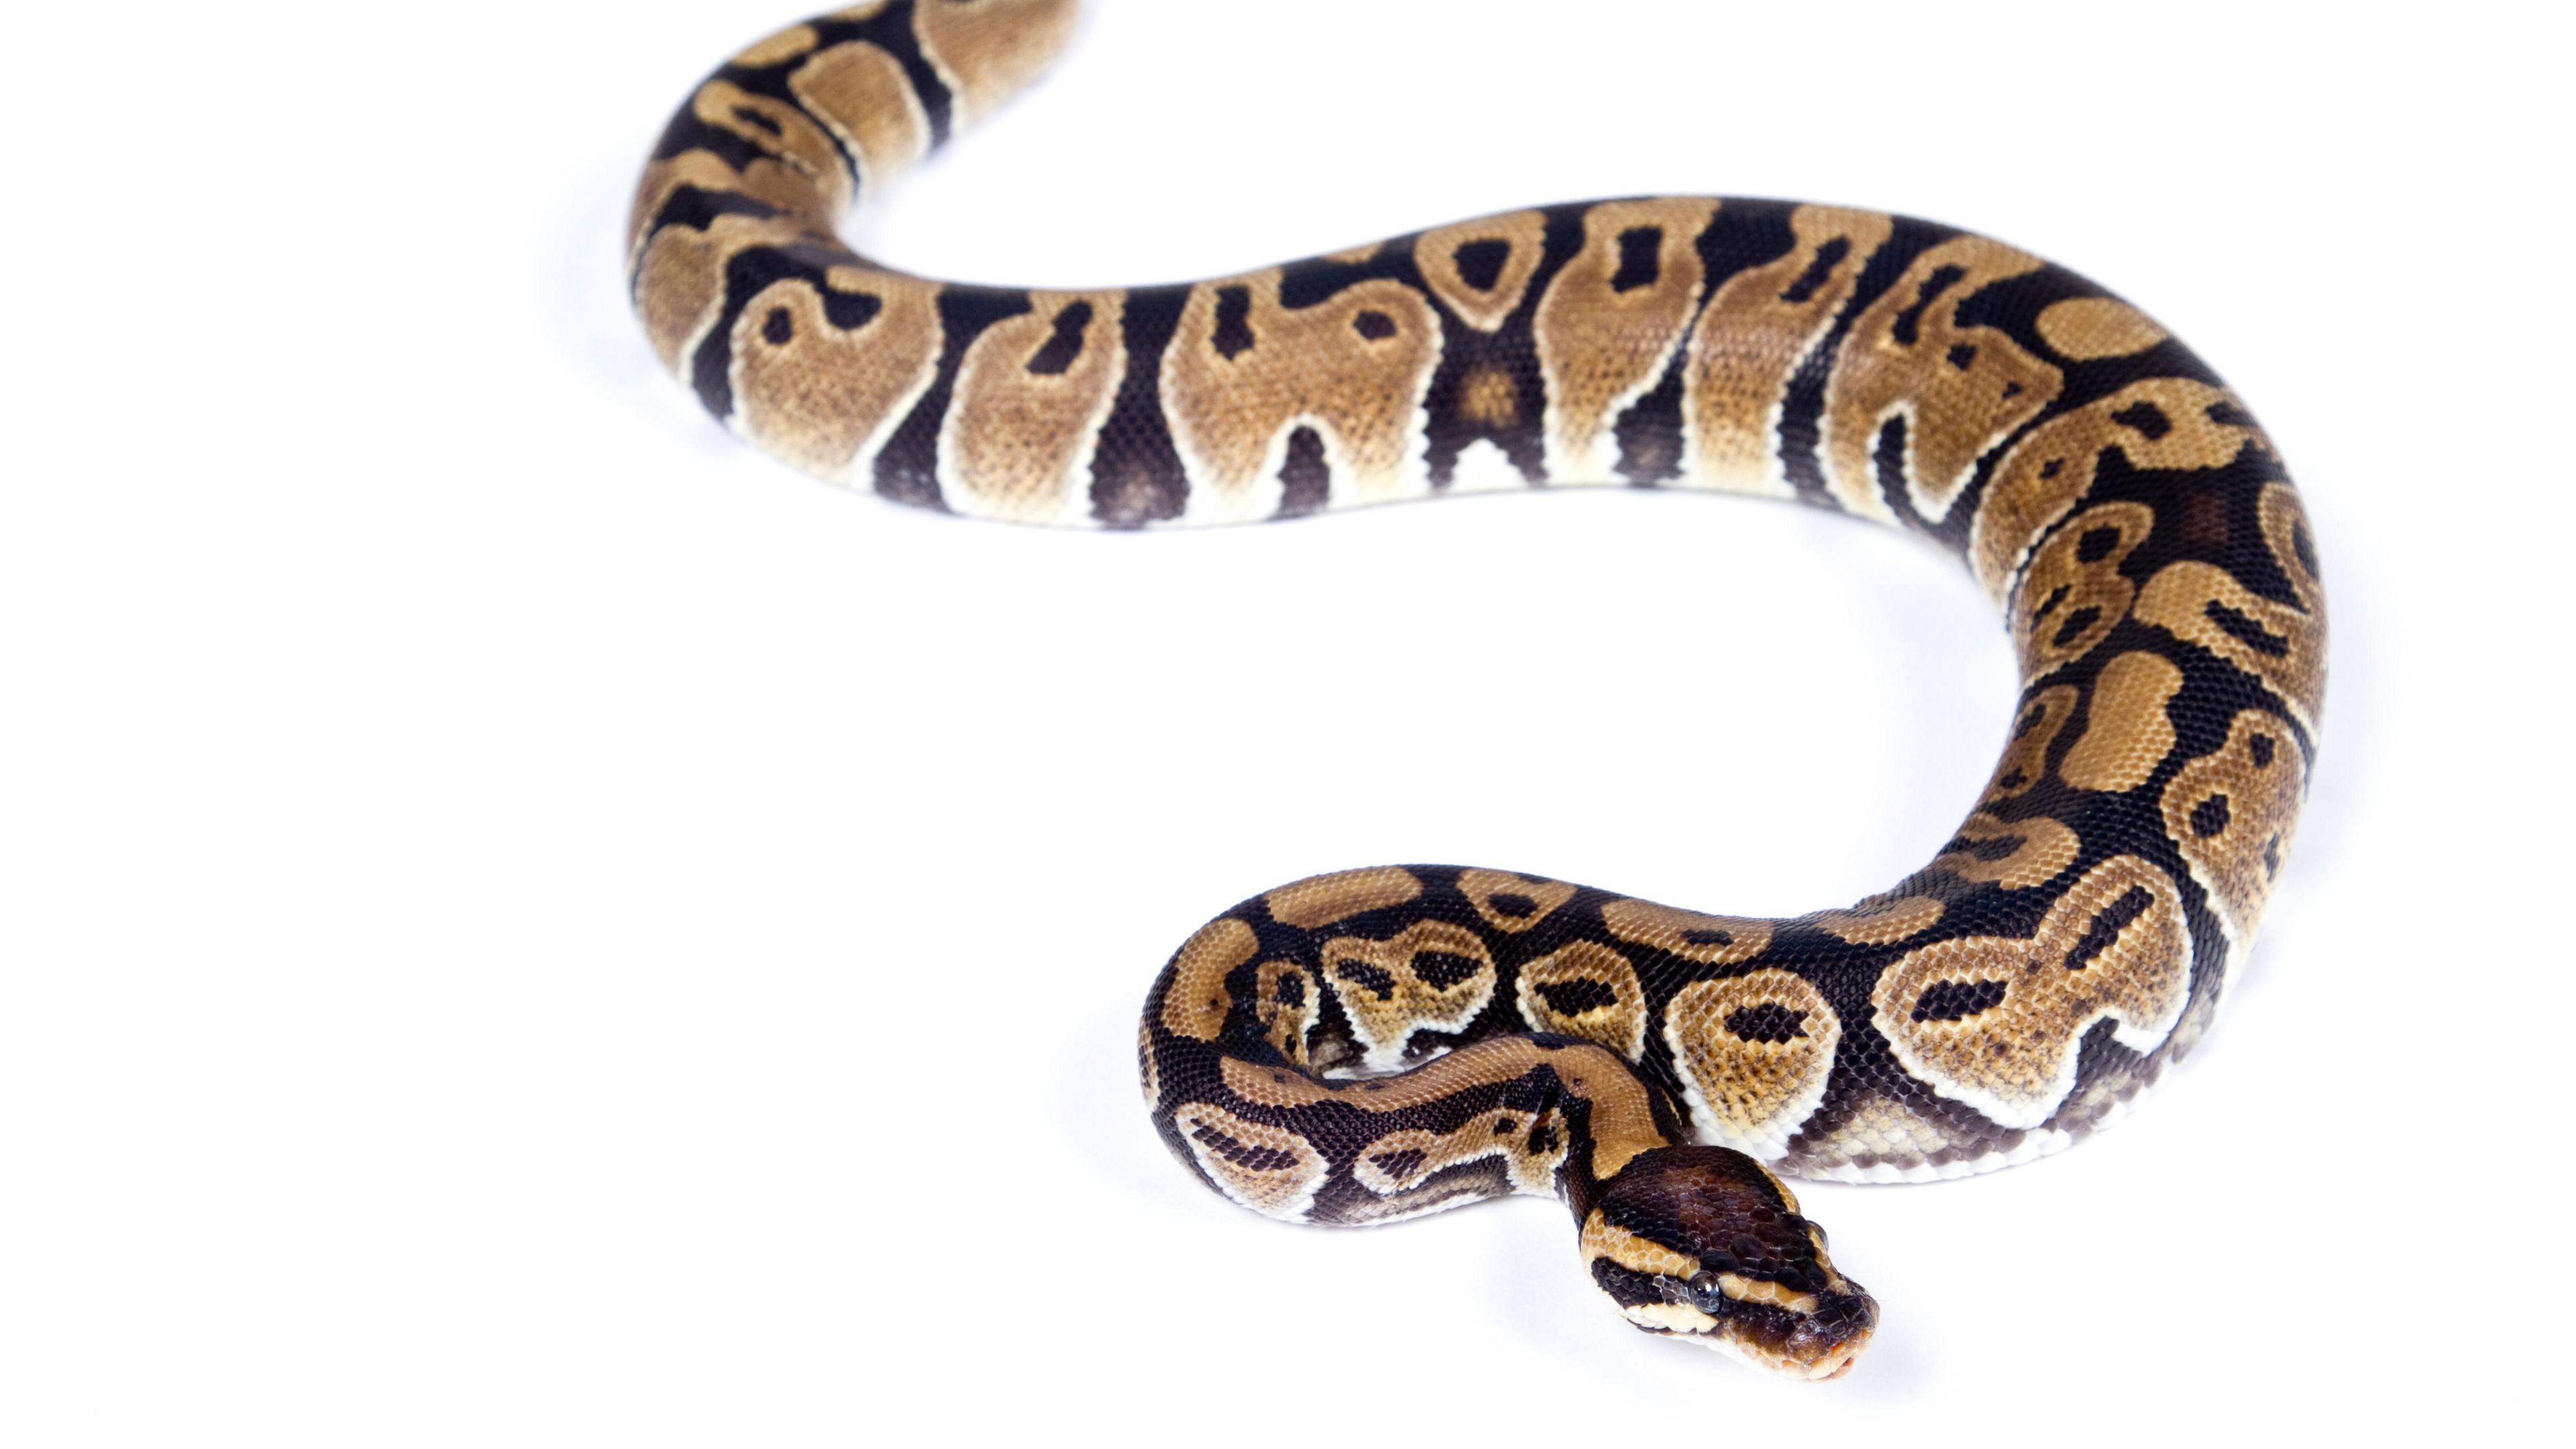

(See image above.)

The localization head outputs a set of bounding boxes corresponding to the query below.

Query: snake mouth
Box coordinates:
[1680,1285,1880,1381]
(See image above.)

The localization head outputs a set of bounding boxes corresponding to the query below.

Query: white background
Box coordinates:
[3,1,2567,1442]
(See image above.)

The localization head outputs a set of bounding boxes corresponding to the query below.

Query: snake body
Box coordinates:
[630,0,2324,1379]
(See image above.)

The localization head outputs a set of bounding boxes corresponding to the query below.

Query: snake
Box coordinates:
[627,0,2325,1380]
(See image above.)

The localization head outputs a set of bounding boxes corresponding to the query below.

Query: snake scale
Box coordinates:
[628,0,2324,1379]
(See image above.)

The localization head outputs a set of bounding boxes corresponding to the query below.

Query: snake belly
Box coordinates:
[629,0,2325,1379]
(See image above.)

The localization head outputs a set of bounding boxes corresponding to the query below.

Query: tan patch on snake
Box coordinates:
[688,80,853,213]
[1582,1209,1701,1279]
[1458,368,1519,428]
[1458,869,1576,932]
[790,42,933,187]
[1516,941,1646,1060]
[632,208,814,372]
[1263,867,1421,929]
[1252,959,1318,1065]
[1416,210,1547,333]
[1219,1038,1668,1177]
[2011,501,2155,674]
[1683,205,1895,496]
[1162,268,1442,518]
[1812,895,1945,945]
[910,0,1080,125]
[1984,684,2080,802]
[629,149,836,266]
[1823,235,2060,523]
[1351,1106,1568,1202]
[2163,709,2307,960]
[1933,813,2080,890]
[729,22,821,68]
[2060,651,2184,792]
[1170,1103,1329,1221]
[939,290,1127,523]
[1536,199,1719,479]
[1971,378,2267,602]
[1664,969,1841,1155]
[2135,483,2325,729]
[1599,898,1771,965]
[2035,297,2170,360]
[1800,1091,1966,1174]
[1872,855,2192,1129]
[729,269,943,479]
[1319,921,1498,1072]
[1159,916,1257,1040]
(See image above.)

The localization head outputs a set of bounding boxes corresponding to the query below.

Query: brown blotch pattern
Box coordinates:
[789,42,932,186]
[1416,210,1547,333]
[1599,897,1772,965]
[941,290,1127,522]
[1684,205,1894,495]
[729,270,944,479]
[1162,268,1443,516]
[1515,941,1647,1059]
[1459,869,1577,932]
[1933,812,2080,890]
[1823,235,2060,523]
[2035,296,2170,360]
[1170,1102,1330,1220]
[1972,377,2265,602]
[690,80,853,215]
[2162,709,2307,956]
[1664,969,1841,1154]
[1872,855,2192,1129]
[1318,920,1499,1072]
[1536,199,1720,478]
[1252,959,1318,1066]
[1984,684,2080,801]
[2010,500,2155,674]
[1159,916,1256,1040]
[2061,651,2184,792]
[909,0,1081,125]
[1350,1106,1568,1206]
[1263,866,1422,929]
[2135,482,2326,729]
[1812,895,1945,946]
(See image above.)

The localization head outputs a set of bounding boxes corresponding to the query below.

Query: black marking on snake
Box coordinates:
[1776,215,1955,504]
[1088,282,1192,527]
[1611,227,1664,293]
[2076,525,2124,564]
[1372,1147,1429,1182]
[2290,523,2319,579]
[1871,415,1911,513]
[1273,971,1306,1007]
[1890,265,1968,347]
[2248,733,2276,768]
[2051,606,2104,649]
[874,285,1034,509]
[1453,238,1511,292]
[1025,300,1093,374]
[1190,1122,1301,1173]
[1334,959,1397,1000]
[808,0,956,147]
[1277,427,1331,518]
[1535,979,1622,1017]
[1210,286,1256,360]
[1683,928,1735,947]
[1615,343,1691,484]
[2206,399,2261,429]
[693,237,855,419]
[1726,1004,1809,1044]
[1947,343,1979,370]
[2204,600,2292,657]
[1489,892,1540,918]
[762,307,795,345]
[1352,309,1398,341]
[2189,794,2233,839]
[1780,237,1853,305]
[1414,952,1485,990]
[2065,887,2157,971]
[1913,979,2009,1022]
[2111,400,2175,441]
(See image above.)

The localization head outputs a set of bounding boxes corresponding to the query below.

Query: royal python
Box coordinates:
[629,0,2325,1380]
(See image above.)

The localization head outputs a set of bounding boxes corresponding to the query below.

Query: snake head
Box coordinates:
[1580,1146,1876,1380]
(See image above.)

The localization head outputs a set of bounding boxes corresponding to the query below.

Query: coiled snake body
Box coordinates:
[630,0,2324,1379]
